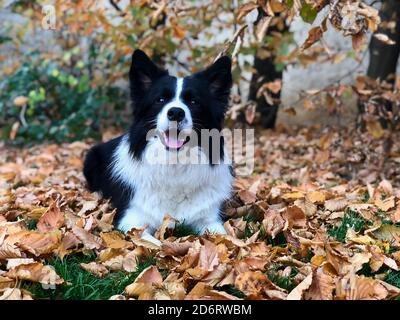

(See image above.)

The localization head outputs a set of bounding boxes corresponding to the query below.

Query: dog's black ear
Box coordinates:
[129,49,167,103]
[199,56,232,98]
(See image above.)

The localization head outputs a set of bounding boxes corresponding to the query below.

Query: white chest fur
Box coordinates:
[111,136,233,234]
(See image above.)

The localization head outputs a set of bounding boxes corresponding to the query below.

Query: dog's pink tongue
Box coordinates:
[166,136,185,149]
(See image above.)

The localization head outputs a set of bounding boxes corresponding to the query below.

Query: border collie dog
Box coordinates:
[83,50,233,244]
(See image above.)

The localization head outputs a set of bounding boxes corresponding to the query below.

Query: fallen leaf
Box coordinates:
[5,230,61,256]
[72,226,103,250]
[325,198,348,211]
[125,266,163,298]
[100,231,133,249]
[283,205,307,229]
[304,267,335,300]
[80,262,109,277]
[262,209,285,238]
[375,196,395,212]
[5,262,63,285]
[0,288,33,300]
[287,273,313,300]
[37,200,65,232]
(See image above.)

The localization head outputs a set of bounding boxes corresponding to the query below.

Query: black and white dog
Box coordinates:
[83,50,233,243]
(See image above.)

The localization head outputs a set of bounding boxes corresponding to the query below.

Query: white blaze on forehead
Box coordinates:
[157,77,192,131]
[176,77,184,99]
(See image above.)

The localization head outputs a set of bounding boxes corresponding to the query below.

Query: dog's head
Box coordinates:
[128,49,232,160]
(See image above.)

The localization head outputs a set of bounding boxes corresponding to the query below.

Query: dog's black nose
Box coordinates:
[167,107,185,122]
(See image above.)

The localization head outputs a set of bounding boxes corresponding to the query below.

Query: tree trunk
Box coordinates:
[248,10,288,129]
[367,0,400,83]
[357,0,400,128]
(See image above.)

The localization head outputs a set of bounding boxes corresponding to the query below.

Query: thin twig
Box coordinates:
[19,104,28,127]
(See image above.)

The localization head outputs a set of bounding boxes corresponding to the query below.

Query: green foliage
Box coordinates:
[328,210,369,242]
[266,232,288,247]
[0,35,12,44]
[26,219,38,230]
[300,3,318,24]
[218,285,246,298]
[173,221,200,237]
[384,270,400,290]
[243,213,260,239]
[0,48,126,145]
[362,192,370,203]
[267,265,298,291]
[24,253,156,300]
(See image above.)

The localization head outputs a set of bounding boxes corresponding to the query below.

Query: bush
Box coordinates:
[0,48,127,145]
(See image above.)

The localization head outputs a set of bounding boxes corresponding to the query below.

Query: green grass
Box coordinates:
[23,253,156,300]
[266,232,287,247]
[267,266,298,292]
[357,262,375,277]
[328,210,369,242]
[173,221,200,237]
[218,285,246,298]
[384,270,400,290]
[26,219,38,230]
[361,192,370,203]
[243,213,261,239]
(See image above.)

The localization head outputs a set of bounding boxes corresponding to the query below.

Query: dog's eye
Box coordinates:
[157,97,165,104]
[190,98,198,105]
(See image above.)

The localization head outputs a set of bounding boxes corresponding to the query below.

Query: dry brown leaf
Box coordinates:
[56,231,82,259]
[375,196,395,212]
[122,251,139,272]
[125,266,163,298]
[6,258,35,270]
[80,262,109,277]
[78,200,98,216]
[301,26,323,50]
[5,262,63,285]
[324,198,348,211]
[197,239,219,272]
[372,224,400,246]
[235,271,271,296]
[262,208,285,238]
[238,190,257,204]
[0,276,16,290]
[287,273,313,300]
[306,191,325,205]
[100,231,133,250]
[336,275,395,300]
[0,243,24,259]
[72,226,103,250]
[304,267,335,300]
[37,200,65,232]
[5,230,61,256]
[283,205,306,229]
[282,191,304,201]
[237,2,258,22]
[161,241,193,256]
[154,215,176,241]
[0,288,33,300]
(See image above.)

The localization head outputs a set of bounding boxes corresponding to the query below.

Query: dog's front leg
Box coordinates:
[117,210,161,246]
[202,222,226,235]
[194,213,226,235]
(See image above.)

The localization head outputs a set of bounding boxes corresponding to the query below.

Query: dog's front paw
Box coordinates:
[201,222,226,235]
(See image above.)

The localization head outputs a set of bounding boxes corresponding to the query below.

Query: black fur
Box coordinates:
[83,136,132,210]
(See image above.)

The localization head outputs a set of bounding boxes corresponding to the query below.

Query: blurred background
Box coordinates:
[0,0,398,146]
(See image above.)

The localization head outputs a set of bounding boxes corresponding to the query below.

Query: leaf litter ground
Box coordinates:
[1,126,400,300]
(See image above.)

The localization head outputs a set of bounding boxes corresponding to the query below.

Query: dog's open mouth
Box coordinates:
[160,129,190,150]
